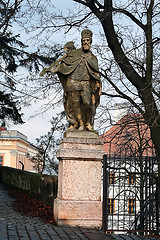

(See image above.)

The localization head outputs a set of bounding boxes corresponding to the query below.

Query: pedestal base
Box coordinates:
[54,130,104,229]
[54,198,102,228]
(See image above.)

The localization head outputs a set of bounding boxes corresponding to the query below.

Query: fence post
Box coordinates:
[102,155,108,232]
[156,176,159,234]
[145,157,148,235]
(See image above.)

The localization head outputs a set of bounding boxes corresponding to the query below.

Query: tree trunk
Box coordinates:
[99,1,160,201]
[85,0,160,200]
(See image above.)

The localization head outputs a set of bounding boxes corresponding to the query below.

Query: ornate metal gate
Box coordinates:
[102,154,159,236]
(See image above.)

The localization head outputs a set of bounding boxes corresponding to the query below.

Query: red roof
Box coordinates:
[101,114,154,156]
[0,127,6,131]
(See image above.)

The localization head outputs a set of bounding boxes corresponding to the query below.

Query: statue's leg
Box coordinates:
[71,91,85,130]
[65,92,77,128]
[66,91,78,129]
[81,83,93,130]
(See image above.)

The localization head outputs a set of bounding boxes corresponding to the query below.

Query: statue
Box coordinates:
[40,30,101,131]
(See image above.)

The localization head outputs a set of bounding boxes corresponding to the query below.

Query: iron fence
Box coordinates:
[102,154,159,236]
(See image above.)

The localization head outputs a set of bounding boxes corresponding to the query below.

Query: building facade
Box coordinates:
[0,130,39,172]
[103,155,158,234]
[102,113,154,156]
[102,114,159,234]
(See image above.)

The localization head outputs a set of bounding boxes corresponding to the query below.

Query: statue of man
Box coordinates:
[41,30,101,131]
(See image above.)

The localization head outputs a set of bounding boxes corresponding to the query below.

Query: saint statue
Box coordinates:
[40,29,101,131]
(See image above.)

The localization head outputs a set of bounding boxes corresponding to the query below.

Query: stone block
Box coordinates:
[58,159,102,201]
[54,198,102,228]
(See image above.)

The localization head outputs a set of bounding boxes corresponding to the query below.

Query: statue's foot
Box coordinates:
[78,125,85,131]
[74,122,79,129]
[68,125,75,130]
[86,123,93,131]
[68,122,79,130]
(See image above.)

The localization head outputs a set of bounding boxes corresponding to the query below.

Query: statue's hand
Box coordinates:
[96,81,100,88]
[49,65,59,74]
[93,81,100,92]
[40,64,59,77]
[39,67,58,77]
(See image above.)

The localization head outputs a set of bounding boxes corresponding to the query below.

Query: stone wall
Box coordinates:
[0,166,58,206]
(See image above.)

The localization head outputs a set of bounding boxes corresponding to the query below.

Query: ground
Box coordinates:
[7,186,56,224]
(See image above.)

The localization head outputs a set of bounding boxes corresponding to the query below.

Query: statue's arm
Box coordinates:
[39,53,68,77]
[39,63,59,76]
[48,64,60,74]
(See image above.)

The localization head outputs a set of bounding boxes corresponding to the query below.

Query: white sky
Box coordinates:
[9,1,75,144]
[9,101,63,144]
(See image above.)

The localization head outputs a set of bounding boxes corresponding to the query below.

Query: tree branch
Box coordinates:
[101,91,121,98]
[145,0,154,82]
[99,1,146,92]
[85,0,103,19]
[0,0,24,35]
[101,71,144,115]
[73,0,89,7]
[152,88,160,99]
[94,0,104,9]
[112,8,147,31]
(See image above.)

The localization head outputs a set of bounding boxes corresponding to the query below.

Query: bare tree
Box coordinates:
[0,0,64,126]
[29,112,66,175]
[10,1,160,187]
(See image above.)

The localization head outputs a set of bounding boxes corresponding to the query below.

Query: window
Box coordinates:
[109,172,115,184]
[151,174,158,185]
[152,201,156,214]
[128,198,136,214]
[128,173,136,184]
[0,155,3,166]
[107,198,115,214]
[107,231,115,234]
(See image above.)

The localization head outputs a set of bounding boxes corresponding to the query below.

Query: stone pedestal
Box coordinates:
[54,130,104,228]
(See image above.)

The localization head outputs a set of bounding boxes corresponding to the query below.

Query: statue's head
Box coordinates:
[81,29,92,52]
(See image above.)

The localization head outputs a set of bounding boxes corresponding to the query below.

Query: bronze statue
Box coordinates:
[40,30,101,131]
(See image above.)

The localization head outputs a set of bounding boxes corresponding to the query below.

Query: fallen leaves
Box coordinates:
[7,186,56,224]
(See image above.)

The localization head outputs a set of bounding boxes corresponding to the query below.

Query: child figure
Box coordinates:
[39,41,76,76]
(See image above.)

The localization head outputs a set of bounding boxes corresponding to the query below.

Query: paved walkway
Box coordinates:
[0,183,158,240]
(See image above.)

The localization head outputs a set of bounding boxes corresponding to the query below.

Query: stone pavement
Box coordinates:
[0,182,158,240]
